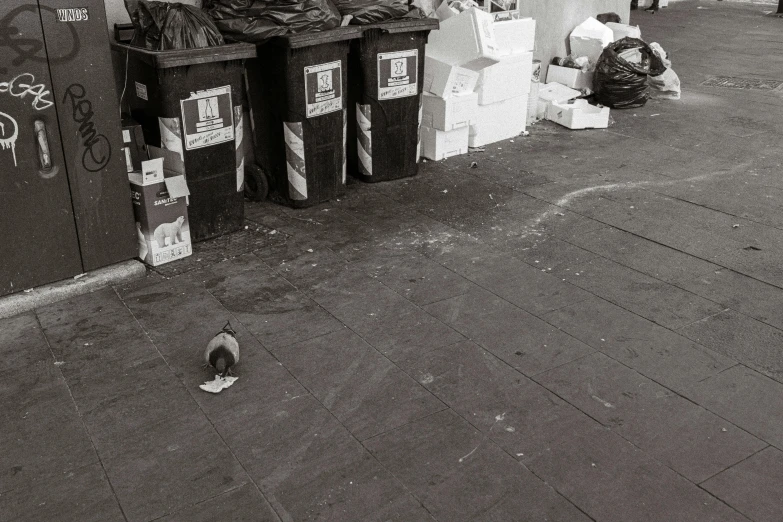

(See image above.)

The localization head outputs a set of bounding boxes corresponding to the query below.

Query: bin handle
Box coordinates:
[34,120,57,178]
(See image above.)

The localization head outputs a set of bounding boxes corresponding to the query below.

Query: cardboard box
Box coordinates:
[420,125,470,161]
[480,0,520,21]
[536,82,581,120]
[546,99,610,130]
[426,8,501,71]
[476,51,533,105]
[422,91,479,131]
[423,56,480,98]
[606,22,641,42]
[569,17,613,63]
[546,65,594,91]
[468,94,528,147]
[121,117,146,173]
[493,18,536,54]
[129,147,192,266]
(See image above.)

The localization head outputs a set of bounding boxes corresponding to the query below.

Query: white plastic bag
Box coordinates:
[649,67,681,100]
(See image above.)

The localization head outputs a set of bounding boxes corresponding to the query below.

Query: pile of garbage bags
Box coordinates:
[594,37,666,109]
[125,0,225,50]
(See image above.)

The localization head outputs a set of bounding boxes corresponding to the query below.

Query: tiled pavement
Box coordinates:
[3,2,783,520]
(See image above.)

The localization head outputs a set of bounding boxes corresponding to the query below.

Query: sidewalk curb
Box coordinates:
[0,261,148,319]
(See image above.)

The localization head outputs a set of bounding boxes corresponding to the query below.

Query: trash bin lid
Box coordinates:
[364,18,439,34]
[269,27,364,49]
[111,42,257,69]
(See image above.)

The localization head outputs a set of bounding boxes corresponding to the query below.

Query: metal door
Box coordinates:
[0,0,83,296]
[39,0,137,270]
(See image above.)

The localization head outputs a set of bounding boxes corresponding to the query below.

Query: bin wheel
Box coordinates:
[244,163,269,202]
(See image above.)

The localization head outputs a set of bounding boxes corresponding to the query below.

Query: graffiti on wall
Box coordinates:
[63,83,112,173]
[0,112,19,167]
[0,73,54,110]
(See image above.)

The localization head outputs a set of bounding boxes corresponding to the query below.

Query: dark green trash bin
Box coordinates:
[348,18,439,183]
[245,28,363,208]
[112,42,256,242]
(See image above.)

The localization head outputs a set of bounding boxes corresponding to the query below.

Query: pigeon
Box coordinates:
[204,321,239,378]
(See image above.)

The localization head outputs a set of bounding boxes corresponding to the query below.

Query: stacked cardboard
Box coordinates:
[421,6,536,158]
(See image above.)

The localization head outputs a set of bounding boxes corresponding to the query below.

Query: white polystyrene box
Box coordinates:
[546,65,594,91]
[606,22,641,42]
[476,51,533,105]
[425,8,501,71]
[536,82,581,120]
[546,99,610,130]
[569,17,613,63]
[420,125,470,161]
[468,94,528,147]
[493,17,536,54]
[423,56,481,99]
[422,92,479,131]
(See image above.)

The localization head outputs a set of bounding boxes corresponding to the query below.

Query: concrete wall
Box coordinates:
[519,0,631,79]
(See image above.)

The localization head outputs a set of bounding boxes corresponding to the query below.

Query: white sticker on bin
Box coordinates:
[304,61,343,118]
[180,86,234,150]
[377,49,418,100]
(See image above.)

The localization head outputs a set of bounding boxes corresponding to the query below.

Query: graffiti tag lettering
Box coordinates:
[63,83,111,173]
[0,73,54,110]
[0,5,80,75]
[0,111,19,167]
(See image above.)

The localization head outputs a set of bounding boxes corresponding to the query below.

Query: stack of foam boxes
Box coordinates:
[420,7,537,159]
[470,16,536,147]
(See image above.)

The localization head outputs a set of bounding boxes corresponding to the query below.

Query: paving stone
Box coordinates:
[273,329,444,441]
[102,410,246,522]
[678,309,783,384]
[679,268,783,331]
[448,252,593,315]
[404,340,600,462]
[702,446,782,522]
[310,271,464,364]
[683,365,783,448]
[510,234,600,274]
[352,251,474,306]
[0,462,124,522]
[566,226,721,284]
[224,394,431,521]
[0,361,96,494]
[556,257,725,329]
[156,483,281,522]
[0,313,51,372]
[364,409,591,522]
[711,246,783,288]
[423,288,594,376]
[544,296,735,392]
[524,421,749,521]
[203,255,344,349]
[535,352,766,483]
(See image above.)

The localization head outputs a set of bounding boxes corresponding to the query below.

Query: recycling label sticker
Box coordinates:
[180,86,234,150]
[377,49,418,100]
[304,61,342,118]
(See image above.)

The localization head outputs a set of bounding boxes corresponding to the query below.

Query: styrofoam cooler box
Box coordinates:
[569,17,613,64]
[425,7,501,71]
[493,17,536,54]
[536,82,581,120]
[422,92,478,131]
[606,22,641,42]
[469,94,528,147]
[423,56,480,98]
[476,51,533,105]
[421,125,470,161]
[546,64,594,91]
[546,99,610,130]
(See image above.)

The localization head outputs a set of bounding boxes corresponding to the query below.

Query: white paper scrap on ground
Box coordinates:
[199,375,238,394]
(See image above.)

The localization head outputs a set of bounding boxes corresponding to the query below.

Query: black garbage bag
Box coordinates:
[126,1,225,50]
[204,0,341,43]
[594,37,666,109]
[332,0,409,25]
